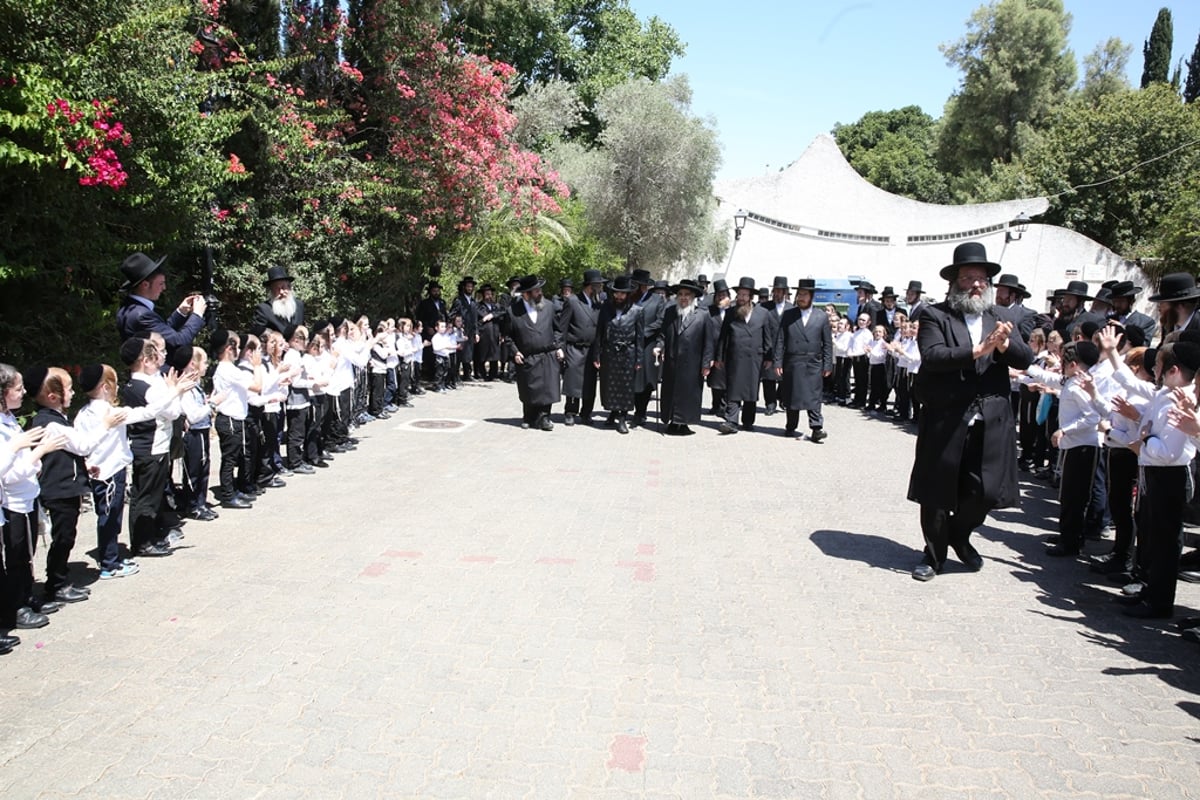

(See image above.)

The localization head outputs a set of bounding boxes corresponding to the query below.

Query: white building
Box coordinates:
[692,134,1147,311]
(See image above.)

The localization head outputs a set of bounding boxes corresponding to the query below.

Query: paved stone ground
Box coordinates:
[2,381,1199,799]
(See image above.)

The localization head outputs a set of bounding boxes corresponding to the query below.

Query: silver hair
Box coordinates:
[947,284,994,316]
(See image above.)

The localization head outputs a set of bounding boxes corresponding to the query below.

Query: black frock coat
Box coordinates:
[907,303,1033,512]
[773,306,833,411]
[717,305,775,403]
[656,305,715,424]
[559,293,600,397]
[592,302,643,412]
[634,292,666,392]
[504,298,563,406]
[476,300,502,362]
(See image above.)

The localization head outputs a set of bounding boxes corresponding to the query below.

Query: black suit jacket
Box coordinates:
[115,296,204,357]
[252,297,306,334]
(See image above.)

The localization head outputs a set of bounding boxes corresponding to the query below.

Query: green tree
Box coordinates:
[1140,7,1173,88]
[1185,32,1200,103]
[937,0,1076,175]
[1079,37,1132,105]
[547,75,725,274]
[833,106,949,203]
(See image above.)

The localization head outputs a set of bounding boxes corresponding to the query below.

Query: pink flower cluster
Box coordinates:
[47,98,131,190]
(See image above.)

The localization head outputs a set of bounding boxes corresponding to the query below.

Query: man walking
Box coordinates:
[559,270,603,426]
[654,279,713,435]
[503,275,563,430]
[716,278,775,434]
[774,278,832,442]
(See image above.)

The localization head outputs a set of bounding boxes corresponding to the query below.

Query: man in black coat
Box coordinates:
[855,281,882,333]
[716,277,775,434]
[503,275,564,430]
[1107,280,1157,344]
[773,278,832,442]
[1149,272,1200,344]
[559,270,603,426]
[904,280,928,322]
[115,253,207,359]
[993,273,1038,341]
[761,276,793,415]
[449,277,479,381]
[908,242,1034,582]
[706,279,732,414]
[252,265,306,335]
[1052,280,1100,339]
[475,284,504,380]
[874,286,902,338]
[630,269,666,427]
[416,281,448,379]
[654,280,714,435]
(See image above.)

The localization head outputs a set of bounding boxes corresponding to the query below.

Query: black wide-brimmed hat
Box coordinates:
[426,280,441,291]
[736,277,757,293]
[696,274,709,283]
[905,280,924,294]
[631,269,653,286]
[858,281,877,294]
[506,275,521,287]
[939,242,1001,282]
[559,278,574,288]
[1148,272,1200,302]
[880,286,898,299]
[772,276,789,290]
[480,283,495,293]
[672,279,703,296]
[460,275,476,285]
[1092,287,1114,305]
[1016,283,1030,298]
[610,275,635,293]
[1059,280,1093,300]
[794,278,817,292]
[995,273,1022,291]
[654,279,670,291]
[582,269,604,286]
[712,279,730,294]
[1108,280,1142,299]
[516,275,545,293]
[120,252,166,291]
[263,265,294,286]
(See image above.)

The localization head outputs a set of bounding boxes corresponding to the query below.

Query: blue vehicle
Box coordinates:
[813,277,863,321]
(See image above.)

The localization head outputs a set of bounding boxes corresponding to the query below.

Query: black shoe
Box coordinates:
[188,507,215,521]
[277,467,295,477]
[764,404,777,416]
[564,413,576,426]
[0,634,19,650]
[222,497,253,509]
[538,415,554,431]
[14,608,48,629]
[1179,570,1200,583]
[911,564,938,582]
[740,424,755,433]
[678,425,695,436]
[292,463,316,475]
[783,428,797,438]
[1123,601,1173,620]
[718,422,738,435]
[312,460,330,469]
[36,601,62,615]
[135,542,173,558]
[53,586,89,604]
[520,421,531,429]
[952,542,983,571]
[629,416,645,429]
[259,476,286,489]
[617,418,629,434]
[810,428,828,443]
[604,416,616,428]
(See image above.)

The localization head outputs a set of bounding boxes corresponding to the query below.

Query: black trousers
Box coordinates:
[243,409,264,489]
[369,372,387,415]
[851,356,869,404]
[834,357,851,401]
[867,362,890,409]
[762,380,779,409]
[458,339,474,378]
[918,422,989,569]
[214,413,246,501]
[1,506,37,622]
[129,452,171,549]
[1140,465,1190,613]
[40,495,81,596]
[724,400,757,429]
[306,399,327,464]
[1107,447,1138,564]
[434,355,449,389]
[893,368,912,420]
[180,427,211,514]
[1017,386,1039,462]
[634,387,653,419]
[1058,445,1099,550]
[785,407,823,432]
[522,403,551,424]
[286,406,309,469]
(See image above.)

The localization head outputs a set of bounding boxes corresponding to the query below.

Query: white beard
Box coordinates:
[272,295,298,321]
[947,286,993,316]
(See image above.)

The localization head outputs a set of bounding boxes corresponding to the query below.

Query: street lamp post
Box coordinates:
[734,208,747,241]
[1006,211,1031,243]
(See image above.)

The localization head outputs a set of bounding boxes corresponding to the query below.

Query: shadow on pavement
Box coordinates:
[809,529,916,574]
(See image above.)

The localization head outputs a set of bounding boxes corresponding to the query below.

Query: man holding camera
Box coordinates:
[115,252,207,360]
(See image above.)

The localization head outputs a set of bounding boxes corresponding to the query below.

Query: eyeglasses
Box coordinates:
[957,274,990,286]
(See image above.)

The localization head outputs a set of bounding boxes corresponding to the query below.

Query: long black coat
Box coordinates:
[773,307,832,412]
[717,305,775,403]
[560,293,600,397]
[907,303,1033,512]
[761,301,791,382]
[593,302,643,412]
[504,298,562,406]
[476,300,502,362]
[635,292,666,391]
[656,304,715,424]
[706,305,729,391]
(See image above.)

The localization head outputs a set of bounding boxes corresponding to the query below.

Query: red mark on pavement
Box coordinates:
[636,544,656,556]
[461,555,497,564]
[383,550,422,559]
[535,557,577,565]
[34,642,45,650]
[169,617,178,622]
[607,735,646,772]
[646,479,659,488]
[617,560,656,582]
[360,562,390,577]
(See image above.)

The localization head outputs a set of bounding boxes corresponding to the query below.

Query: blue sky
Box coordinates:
[629,1,1200,182]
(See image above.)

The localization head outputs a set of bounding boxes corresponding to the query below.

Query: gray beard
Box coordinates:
[947,286,993,316]
[272,295,298,321]
[737,303,753,320]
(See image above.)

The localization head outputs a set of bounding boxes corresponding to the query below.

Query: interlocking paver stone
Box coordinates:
[0,382,1198,797]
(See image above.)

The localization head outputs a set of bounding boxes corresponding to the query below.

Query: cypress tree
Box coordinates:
[1141,7,1173,87]
[1185,32,1200,102]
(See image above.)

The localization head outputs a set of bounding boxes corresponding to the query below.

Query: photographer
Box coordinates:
[115,252,207,360]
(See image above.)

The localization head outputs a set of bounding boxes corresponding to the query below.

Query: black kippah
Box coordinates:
[119,337,145,366]
[21,365,49,397]
[79,364,104,393]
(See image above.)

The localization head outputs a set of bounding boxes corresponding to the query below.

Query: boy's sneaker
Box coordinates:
[99,562,140,580]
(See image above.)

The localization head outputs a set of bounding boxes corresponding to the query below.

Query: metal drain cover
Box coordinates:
[410,419,465,430]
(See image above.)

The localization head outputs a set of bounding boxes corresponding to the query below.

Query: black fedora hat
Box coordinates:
[582,269,604,285]
[905,280,924,294]
[672,279,703,296]
[559,277,574,288]
[995,273,1022,291]
[735,277,757,293]
[516,274,545,293]
[1108,280,1142,299]
[771,276,789,290]
[480,283,495,293]
[120,252,166,291]
[880,285,898,299]
[631,268,653,286]
[1016,283,1031,299]
[263,265,295,286]
[858,281,877,294]
[506,275,521,287]
[939,241,1001,282]
[610,275,635,293]
[1059,280,1093,300]
[654,279,670,291]
[460,275,476,285]
[696,274,709,283]
[1092,287,1113,305]
[1148,272,1200,302]
[712,279,730,294]
[794,278,817,292]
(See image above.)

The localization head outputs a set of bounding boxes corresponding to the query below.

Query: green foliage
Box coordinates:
[1140,7,1173,88]
[1079,37,1132,105]
[833,106,950,203]
[1155,172,1200,270]
[937,0,1076,174]
[1185,33,1200,103]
